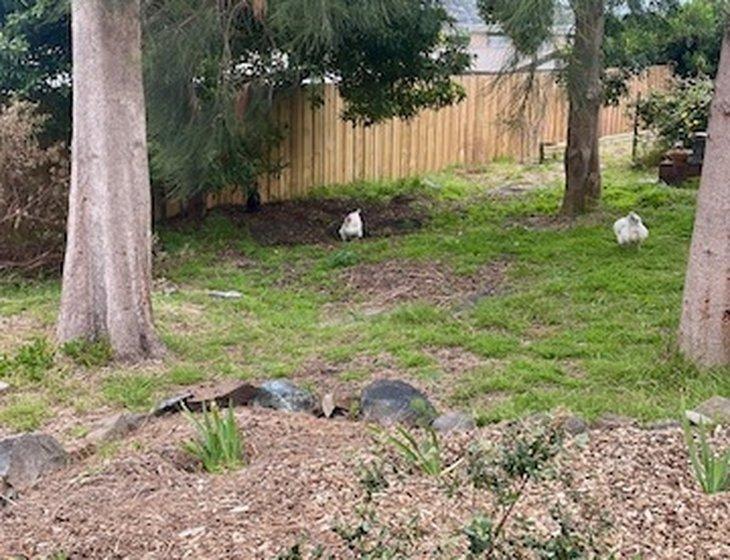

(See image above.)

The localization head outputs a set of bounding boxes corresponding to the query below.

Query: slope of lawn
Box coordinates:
[1,138,727,435]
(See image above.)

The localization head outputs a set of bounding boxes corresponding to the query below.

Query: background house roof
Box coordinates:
[441,0,573,34]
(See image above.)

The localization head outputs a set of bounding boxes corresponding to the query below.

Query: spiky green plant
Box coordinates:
[682,415,729,494]
[374,425,461,477]
[183,402,244,473]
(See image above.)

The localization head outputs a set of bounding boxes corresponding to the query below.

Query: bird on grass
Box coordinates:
[613,211,649,246]
[339,209,363,241]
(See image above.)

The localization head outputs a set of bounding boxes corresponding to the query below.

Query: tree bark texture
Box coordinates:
[58,0,163,361]
[561,0,604,216]
[678,28,730,368]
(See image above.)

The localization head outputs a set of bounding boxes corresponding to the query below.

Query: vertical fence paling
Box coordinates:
[167,66,669,214]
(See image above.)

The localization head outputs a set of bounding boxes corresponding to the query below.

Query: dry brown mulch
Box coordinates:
[338,259,508,310]
[219,195,427,246]
[1,409,728,559]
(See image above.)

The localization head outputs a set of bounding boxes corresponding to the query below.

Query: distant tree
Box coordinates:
[0,0,70,141]
[678,24,730,368]
[478,0,606,216]
[2,1,470,202]
[144,0,470,204]
[605,0,727,78]
[58,0,163,361]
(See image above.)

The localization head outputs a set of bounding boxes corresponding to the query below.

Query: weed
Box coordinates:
[682,415,729,494]
[183,403,244,473]
[61,338,113,367]
[463,514,493,556]
[333,506,424,559]
[358,459,390,501]
[0,337,55,383]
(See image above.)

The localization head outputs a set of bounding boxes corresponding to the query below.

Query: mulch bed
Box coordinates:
[215,195,427,246]
[1,410,728,559]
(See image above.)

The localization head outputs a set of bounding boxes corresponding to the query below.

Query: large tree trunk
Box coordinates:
[561,0,604,216]
[58,0,163,361]
[678,28,730,368]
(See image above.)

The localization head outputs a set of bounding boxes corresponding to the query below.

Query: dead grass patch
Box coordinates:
[338,259,508,309]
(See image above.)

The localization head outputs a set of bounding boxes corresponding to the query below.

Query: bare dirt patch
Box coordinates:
[338,259,508,310]
[216,195,428,246]
[1,410,728,559]
[424,346,486,376]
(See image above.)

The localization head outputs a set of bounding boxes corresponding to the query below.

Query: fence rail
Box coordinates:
[167,66,669,215]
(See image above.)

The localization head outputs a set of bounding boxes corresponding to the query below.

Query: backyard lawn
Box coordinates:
[0,137,727,437]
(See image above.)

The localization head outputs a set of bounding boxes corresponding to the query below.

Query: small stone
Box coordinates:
[693,396,730,424]
[0,381,10,395]
[185,381,259,412]
[0,433,68,494]
[562,415,588,436]
[87,413,147,444]
[178,526,206,539]
[592,413,635,430]
[360,379,437,427]
[207,290,242,299]
[432,411,475,433]
[253,380,317,413]
[645,419,681,431]
[685,410,713,426]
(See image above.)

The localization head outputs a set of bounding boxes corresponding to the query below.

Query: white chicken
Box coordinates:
[339,209,363,241]
[613,211,649,246]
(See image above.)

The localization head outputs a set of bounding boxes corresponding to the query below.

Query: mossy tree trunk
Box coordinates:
[561,0,604,216]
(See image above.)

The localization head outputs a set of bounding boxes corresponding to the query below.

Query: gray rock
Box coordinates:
[361,379,437,426]
[693,396,730,424]
[207,290,242,299]
[87,413,147,444]
[0,381,10,395]
[432,411,475,433]
[0,433,67,494]
[685,410,713,426]
[253,380,317,413]
[591,413,635,430]
[562,415,588,436]
[645,419,681,431]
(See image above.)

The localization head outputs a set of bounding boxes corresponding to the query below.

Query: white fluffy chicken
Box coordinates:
[613,211,649,246]
[339,209,363,241]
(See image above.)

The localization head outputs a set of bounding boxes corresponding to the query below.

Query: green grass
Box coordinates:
[0,395,50,431]
[102,374,159,411]
[1,139,728,432]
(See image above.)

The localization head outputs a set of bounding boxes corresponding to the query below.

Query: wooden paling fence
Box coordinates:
[168,66,669,215]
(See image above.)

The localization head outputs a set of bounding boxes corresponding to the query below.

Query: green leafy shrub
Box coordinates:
[61,339,113,367]
[682,416,729,494]
[183,403,244,473]
[635,76,713,148]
